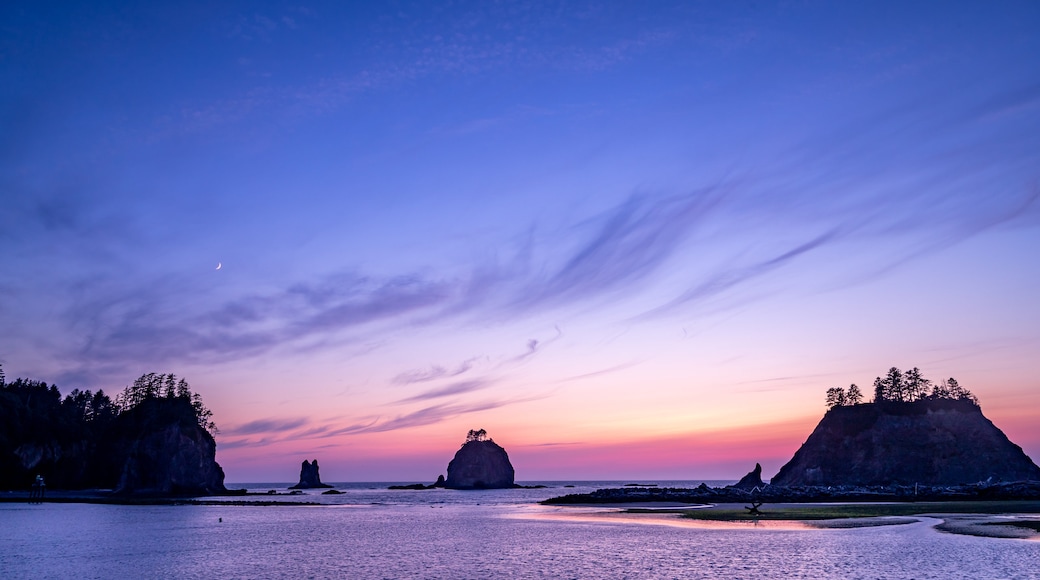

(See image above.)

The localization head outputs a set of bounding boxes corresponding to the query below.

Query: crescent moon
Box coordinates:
[216,262,222,270]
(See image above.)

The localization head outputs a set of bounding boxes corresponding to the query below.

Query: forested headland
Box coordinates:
[0,366,226,494]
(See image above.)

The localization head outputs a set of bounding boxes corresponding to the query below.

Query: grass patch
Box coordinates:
[624,501,1040,522]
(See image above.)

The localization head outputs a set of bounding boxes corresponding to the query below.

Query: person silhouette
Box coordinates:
[30,475,45,503]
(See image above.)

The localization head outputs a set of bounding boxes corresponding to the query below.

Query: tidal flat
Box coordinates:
[616,500,1040,539]
[3,483,1039,578]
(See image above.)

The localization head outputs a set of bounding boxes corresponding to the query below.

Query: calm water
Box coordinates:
[1,481,1037,579]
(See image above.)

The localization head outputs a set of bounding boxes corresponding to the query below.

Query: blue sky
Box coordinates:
[2,1,1039,481]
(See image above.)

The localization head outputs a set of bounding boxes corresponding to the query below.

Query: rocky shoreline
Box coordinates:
[541,480,1040,505]
[0,488,326,506]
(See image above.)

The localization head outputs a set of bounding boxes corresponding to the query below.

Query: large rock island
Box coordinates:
[444,429,516,489]
[544,368,1040,505]
[772,398,1040,486]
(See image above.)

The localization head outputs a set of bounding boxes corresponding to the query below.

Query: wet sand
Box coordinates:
[527,501,1040,539]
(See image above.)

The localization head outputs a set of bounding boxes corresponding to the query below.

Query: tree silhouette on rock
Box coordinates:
[831,367,976,408]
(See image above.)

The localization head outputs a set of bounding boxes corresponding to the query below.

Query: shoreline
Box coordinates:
[624,500,1040,520]
[541,481,1040,505]
[0,489,319,506]
[538,500,1040,539]
[5,489,1039,539]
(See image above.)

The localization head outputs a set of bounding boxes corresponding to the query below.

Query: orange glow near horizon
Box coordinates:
[212,389,1040,484]
[216,412,825,483]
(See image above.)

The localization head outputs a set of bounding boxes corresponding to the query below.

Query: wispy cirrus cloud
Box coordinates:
[554,361,643,384]
[216,391,551,450]
[224,417,310,436]
[639,228,843,318]
[67,273,453,367]
[504,325,564,364]
[392,358,478,386]
[393,379,492,404]
[509,191,726,313]
[55,168,1038,382]
[326,397,544,436]
[31,77,1040,384]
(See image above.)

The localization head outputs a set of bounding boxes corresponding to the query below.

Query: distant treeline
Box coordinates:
[0,366,216,489]
[826,366,977,409]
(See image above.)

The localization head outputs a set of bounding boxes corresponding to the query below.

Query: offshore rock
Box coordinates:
[388,483,432,490]
[290,459,333,489]
[444,435,515,490]
[731,463,764,490]
[772,399,1040,486]
[387,475,447,490]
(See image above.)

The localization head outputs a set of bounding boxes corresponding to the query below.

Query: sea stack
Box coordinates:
[731,463,765,490]
[444,429,516,490]
[290,459,333,489]
[772,398,1040,486]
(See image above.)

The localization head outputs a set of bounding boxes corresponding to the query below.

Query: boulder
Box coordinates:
[290,459,333,489]
[444,431,515,489]
[772,399,1040,486]
[731,463,764,490]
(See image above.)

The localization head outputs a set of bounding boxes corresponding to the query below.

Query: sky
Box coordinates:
[2,1,1039,483]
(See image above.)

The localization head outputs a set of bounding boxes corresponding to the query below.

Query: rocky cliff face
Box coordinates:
[290,459,332,489]
[3,397,227,495]
[115,420,226,495]
[111,397,226,495]
[772,399,1040,486]
[444,438,515,489]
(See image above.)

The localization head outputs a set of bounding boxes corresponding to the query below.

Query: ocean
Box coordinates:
[1,481,1037,579]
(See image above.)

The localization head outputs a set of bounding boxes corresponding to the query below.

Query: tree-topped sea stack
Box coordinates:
[444,429,516,490]
[773,367,1040,486]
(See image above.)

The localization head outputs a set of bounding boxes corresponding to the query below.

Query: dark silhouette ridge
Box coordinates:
[1,369,227,496]
[444,429,515,489]
[772,398,1040,486]
[289,459,333,489]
